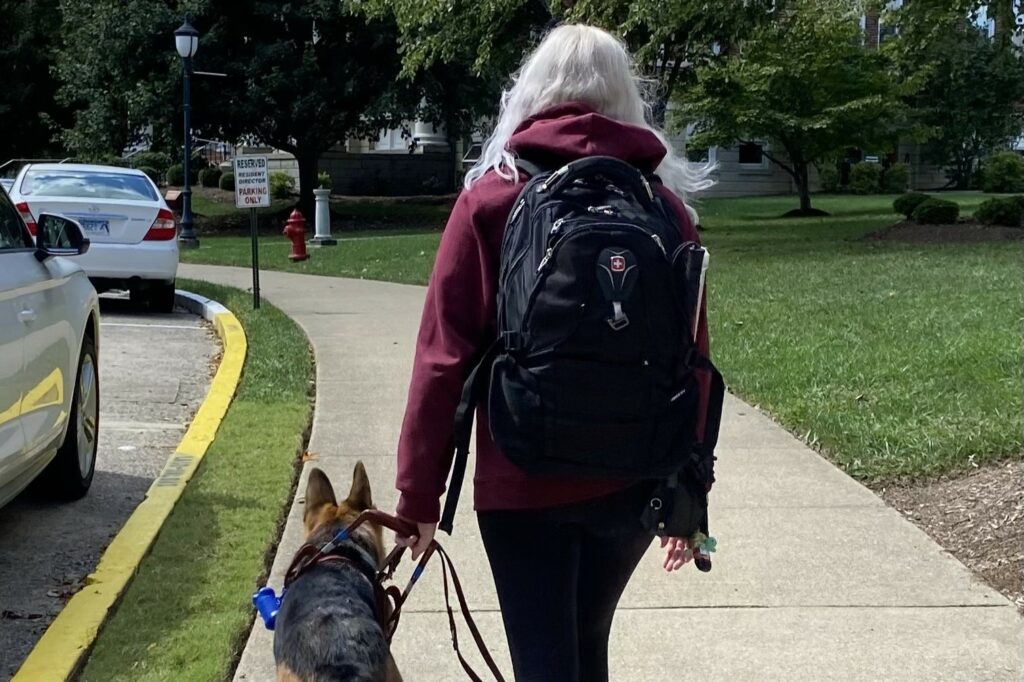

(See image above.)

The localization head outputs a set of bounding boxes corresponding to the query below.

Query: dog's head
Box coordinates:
[302,462,384,562]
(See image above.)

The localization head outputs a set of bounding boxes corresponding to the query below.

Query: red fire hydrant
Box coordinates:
[283,209,309,262]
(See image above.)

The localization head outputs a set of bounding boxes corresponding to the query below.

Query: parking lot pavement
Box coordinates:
[0,294,218,679]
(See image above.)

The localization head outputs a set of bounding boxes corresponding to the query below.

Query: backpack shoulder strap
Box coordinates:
[439,339,502,534]
[513,157,548,179]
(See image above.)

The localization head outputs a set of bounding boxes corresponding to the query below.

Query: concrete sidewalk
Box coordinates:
[181,264,1022,682]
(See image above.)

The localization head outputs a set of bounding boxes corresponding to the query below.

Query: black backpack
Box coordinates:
[439,156,724,540]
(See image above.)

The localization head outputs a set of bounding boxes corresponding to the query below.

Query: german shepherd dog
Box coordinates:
[274,463,402,682]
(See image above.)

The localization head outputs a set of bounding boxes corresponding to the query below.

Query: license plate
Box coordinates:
[80,219,109,234]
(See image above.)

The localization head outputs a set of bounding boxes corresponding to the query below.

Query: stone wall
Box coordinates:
[319,150,456,196]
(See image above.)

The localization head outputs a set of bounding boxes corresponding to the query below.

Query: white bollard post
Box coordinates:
[310,188,336,246]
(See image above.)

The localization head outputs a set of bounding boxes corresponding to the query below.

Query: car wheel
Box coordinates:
[147,281,176,313]
[42,334,98,499]
[131,281,176,313]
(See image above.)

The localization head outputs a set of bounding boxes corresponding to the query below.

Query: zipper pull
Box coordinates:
[537,247,554,273]
[537,165,570,193]
[550,218,565,235]
[510,199,526,222]
[640,174,655,201]
[651,233,666,255]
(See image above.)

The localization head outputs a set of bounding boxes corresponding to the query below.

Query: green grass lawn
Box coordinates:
[79,281,313,682]
[190,192,236,217]
[182,191,1022,481]
[694,193,1021,480]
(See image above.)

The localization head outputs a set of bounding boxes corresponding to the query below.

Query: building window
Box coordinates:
[687,146,714,163]
[737,142,765,166]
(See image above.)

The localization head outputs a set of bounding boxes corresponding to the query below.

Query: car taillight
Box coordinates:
[144,208,177,241]
[15,202,36,236]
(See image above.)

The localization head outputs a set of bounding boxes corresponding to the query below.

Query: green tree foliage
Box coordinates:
[566,0,783,122]
[366,0,782,147]
[891,23,1024,189]
[56,0,177,159]
[0,0,72,162]
[361,0,546,180]
[55,0,410,217]
[681,0,906,213]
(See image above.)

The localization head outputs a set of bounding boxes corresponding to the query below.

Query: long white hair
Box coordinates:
[464,24,715,199]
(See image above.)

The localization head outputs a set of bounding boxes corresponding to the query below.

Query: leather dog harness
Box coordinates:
[283,509,506,682]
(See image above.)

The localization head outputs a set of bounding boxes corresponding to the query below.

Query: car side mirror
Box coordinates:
[35,213,90,262]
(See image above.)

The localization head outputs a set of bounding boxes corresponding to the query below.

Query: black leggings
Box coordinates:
[477,485,655,682]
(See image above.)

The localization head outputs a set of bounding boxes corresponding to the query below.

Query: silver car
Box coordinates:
[0,183,100,507]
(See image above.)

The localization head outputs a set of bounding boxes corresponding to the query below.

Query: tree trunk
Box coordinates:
[796,162,812,212]
[296,149,320,225]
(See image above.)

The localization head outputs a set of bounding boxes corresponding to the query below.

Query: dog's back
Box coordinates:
[274,563,388,682]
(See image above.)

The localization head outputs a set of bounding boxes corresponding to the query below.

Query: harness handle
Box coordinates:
[349,510,507,681]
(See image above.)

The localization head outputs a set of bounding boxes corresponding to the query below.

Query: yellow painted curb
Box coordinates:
[13,294,247,682]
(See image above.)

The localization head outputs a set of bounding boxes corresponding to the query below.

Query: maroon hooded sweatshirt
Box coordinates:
[396,102,712,524]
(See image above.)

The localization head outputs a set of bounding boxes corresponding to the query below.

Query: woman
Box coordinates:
[395,24,715,682]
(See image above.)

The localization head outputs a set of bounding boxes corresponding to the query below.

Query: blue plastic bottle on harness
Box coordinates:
[253,586,283,630]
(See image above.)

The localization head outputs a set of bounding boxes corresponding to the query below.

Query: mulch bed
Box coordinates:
[877,460,1023,612]
[865,220,1024,244]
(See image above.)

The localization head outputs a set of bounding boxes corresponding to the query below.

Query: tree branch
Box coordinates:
[740,138,796,177]
[664,45,684,102]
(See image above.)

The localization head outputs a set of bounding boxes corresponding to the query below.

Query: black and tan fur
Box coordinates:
[274,463,401,682]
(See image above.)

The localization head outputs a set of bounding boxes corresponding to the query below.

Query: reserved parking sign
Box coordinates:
[233,156,270,208]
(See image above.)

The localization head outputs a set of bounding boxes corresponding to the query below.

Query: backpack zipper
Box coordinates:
[537,220,667,273]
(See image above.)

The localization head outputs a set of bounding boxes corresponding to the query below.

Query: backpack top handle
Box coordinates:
[535,156,656,208]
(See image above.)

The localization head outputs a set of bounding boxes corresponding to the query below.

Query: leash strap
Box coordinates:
[436,543,507,682]
[305,509,506,680]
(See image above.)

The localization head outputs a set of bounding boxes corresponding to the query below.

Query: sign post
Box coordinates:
[233,155,270,309]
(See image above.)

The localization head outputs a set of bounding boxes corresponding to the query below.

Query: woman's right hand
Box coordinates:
[395,519,437,560]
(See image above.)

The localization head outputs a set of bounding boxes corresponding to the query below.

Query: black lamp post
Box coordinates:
[175,16,200,249]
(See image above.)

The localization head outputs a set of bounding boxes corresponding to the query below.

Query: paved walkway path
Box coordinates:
[181,264,1022,682]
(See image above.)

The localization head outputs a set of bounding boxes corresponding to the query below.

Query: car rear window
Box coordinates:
[21,170,158,201]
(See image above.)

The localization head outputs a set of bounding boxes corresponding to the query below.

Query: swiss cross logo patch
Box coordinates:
[610,255,626,272]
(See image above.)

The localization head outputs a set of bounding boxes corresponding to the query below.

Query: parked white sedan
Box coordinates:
[9,164,179,312]
[0,183,100,508]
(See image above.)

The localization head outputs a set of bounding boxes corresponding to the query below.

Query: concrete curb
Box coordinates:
[12,291,248,682]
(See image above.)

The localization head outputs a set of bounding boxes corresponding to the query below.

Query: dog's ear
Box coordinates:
[345,461,374,511]
[304,468,337,522]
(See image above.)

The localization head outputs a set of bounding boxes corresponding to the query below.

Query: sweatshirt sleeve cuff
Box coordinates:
[397,491,441,524]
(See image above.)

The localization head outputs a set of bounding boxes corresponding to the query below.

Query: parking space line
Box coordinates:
[99,322,202,330]
[12,291,247,682]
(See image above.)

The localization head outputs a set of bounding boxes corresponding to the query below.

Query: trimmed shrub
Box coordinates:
[166,163,185,186]
[219,171,235,191]
[199,167,222,188]
[269,171,295,200]
[912,197,960,225]
[974,196,1024,227]
[317,171,332,190]
[982,151,1024,193]
[817,164,840,193]
[137,166,161,186]
[131,151,171,175]
[849,162,882,194]
[880,162,909,193]
[893,192,930,218]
